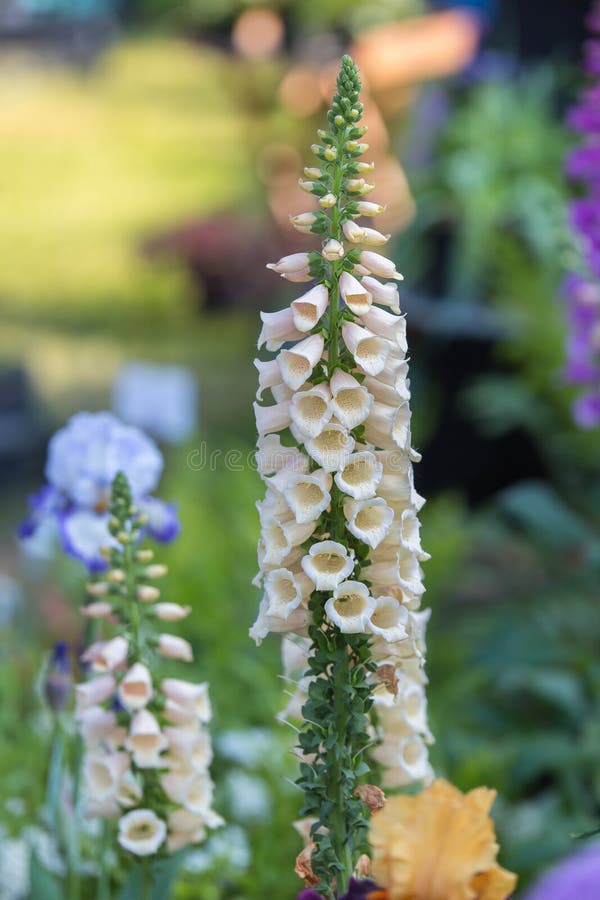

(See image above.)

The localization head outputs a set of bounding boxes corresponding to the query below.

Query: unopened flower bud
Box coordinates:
[137,585,160,603]
[334,114,344,126]
[145,564,168,579]
[355,161,375,173]
[346,178,365,193]
[107,569,125,584]
[44,642,72,713]
[304,167,322,179]
[319,193,336,209]
[117,531,130,544]
[323,147,337,161]
[136,549,154,563]
[346,141,369,154]
[81,601,112,619]
[154,603,192,621]
[86,581,109,597]
[356,201,385,216]
[290,212,317,234]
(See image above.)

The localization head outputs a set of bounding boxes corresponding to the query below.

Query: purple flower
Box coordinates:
[298,879,385,900]
[574,390,600,427]
[524,842,600,900]
[44,641,72,712]
[20,412,179,569]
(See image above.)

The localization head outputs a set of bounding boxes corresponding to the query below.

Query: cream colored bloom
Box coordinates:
[342,219,365,242]
[164,727,213,773]
[266,252,310,274]
[361,306,408,354]
[277,333,325,391]
[361,275,400,313]
[368,595,409,643]
[373,733,434,787]
[258,308,303,351]
[290,212,317,233]
[363,400,411,452]
[83,751,130,810]
[77,706,126,749]
[277,470,331,524]
[301,540,355,591]
[157,634,193,662]
[118,662,153,712]
[167,808,208,852]
[329,369,373,429]
[339,271,372,315]
[126,710,168,768]
[261,515,316,566]
[254,358,282,400]
[154,603,192,621]
[81,601,112,619]
[256,434,309,477]
[118,808,167,856]
[253,399,292,436]
[342,322,391,376]
[290,383,332,439]
[359,250,403,280]
[344,497,394,549]
[291,284,329,332]
[264,567,312,619]
[75,674,116,713]
[249,598,311,644]
[334,451,383,500]
[162,678,212,722]
[322,239,345,261]
[325,581,376,633]
[304,423,355,471]
[161,771,215,817]
[355,201,385,216]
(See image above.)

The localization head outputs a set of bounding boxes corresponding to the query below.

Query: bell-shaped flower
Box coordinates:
[322,239,345,261]
[266,252,310,275]
[342,322,391,376]
[361,306,407,355]
[334,451,383,500]
[368,595,409,643]
[257,486,289,520]
[329,369,373,429]
[82,636,128,672]
[157,634,193,662]
[261,515,316,567]
[81,601,112,619]
[358,226,391,246]
[162,678,212,723]
[253,400,292,436]
[290,212,317,234]
[118,808,167,856]
[291,284,329,332]
[344,497,394,549]
[116,769,143,808]
[376,452,425,511]
[164,727,213,774]
[167,808,208,852]
[118,662,153,712]
[83,751,130,808]
[363,399,411,451]
[342,220,365,243]
[126,709,168,768]
[368,549,425,599]
[76,674,116,714]
[381,508,429,561]
[325,581,376,634]
[301,540,355,591]
[277,333,324,391]
[355,201,385,216]
[373,733,433,788]
[161,771,215,817]
[305,423,355,471]
[275,469,331,525]
[359,250,403,280]
[249,597,310,644]
[361,275,400,313]
[264,567,313,619]
[254,359,282,400]
[290,383,332,439]
[363,369,410,404]
[256,434,309,477]
[339,272,372,316]
[77,706,126,750]
[258,308,304,351]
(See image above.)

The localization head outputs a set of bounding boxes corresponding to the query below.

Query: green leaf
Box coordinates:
[117,863,144,900]
[151,852,187,898]
[497,480,598,553]
[30,852,63,900]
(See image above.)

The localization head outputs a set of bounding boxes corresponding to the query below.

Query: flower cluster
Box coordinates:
[76,472,221,857]
[251,56,432,894]
[563,3,600,427]
[20,412,179,570]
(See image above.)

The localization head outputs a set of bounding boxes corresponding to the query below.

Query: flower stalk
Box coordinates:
[252,56,432,898]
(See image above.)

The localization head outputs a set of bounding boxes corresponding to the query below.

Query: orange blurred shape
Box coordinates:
[279,64,323,117]
[232,7,285,59]
[353,10,481,90]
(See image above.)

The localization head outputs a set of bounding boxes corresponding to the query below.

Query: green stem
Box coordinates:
[97,822,111,900]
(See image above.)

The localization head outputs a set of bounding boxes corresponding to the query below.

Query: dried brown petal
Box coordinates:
[295,846,319,887]
[375,664,399,697]
[355,783,386,813]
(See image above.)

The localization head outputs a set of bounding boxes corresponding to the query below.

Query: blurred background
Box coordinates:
[2,0,600,896]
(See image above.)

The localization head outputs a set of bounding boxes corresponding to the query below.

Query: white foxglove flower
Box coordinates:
[161,771,216,818]
[344,496,394,548]
[304,423,355,471]
[255,435,309,477]
[162,679,212,723]
[290,212,317,233]
[334,451,383,500]
[83,636,128,672]
[118,809,167,856]
[118,662,153,712]
[249,598,310,644]
[291,284,329,332]
[325,581,376,633]
[339,272,372,315]
[165,727,213,773]
[266,252,310,274]
[277,333,324,391]
[81,601,112,619]
[258,308,303,351]
[301,540,355,590]
[77,706,126,749]
[355,201,385,216]
[322,239,345,261]
[363,399,411,451]
[363,371,410,405]
[361,306,408,354]
[83,751,130,811]
[277,470,331,525]
[76,675,116,713]
[342,220,365,243]
[261,516,316,566]
[373,733,434,788]
[381,509,429,561]
[290,383,332,439]
[342,322,391,376]
[360,275,400,314]
[253,400,292,436]
[264,567,312,619]
[126,710,168,768]
[358,226,390,246]
[359,250,403,280]
[254,359,282,400]
[157,634,194,662]
[329,369,373,429]
[167,808,208,852]
[368,550,425,599]
[367,595,409,643]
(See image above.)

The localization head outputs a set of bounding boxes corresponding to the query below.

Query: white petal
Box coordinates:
[334,451,383,500]
[325,581,375,633]
[304,424,355,472]
[344,497,394,549]
[277,333,325,390]
[301,540,355,591]
[291,284,329,332]
[342,322,391,376]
